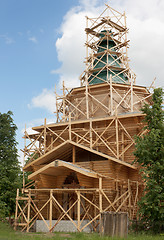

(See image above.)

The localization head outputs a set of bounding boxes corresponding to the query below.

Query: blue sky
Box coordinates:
[0,0,163,164]
[0,0,78,158]
[0,0,77,119]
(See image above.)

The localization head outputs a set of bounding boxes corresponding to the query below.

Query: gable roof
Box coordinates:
[28,159,102,181]
[24,140,137,172]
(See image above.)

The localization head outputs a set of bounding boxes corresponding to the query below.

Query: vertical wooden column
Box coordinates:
[85,15,89,118]
[99,177,103,233]
[27,190,31,232]
[44,118,47,153]
[69,113,72,141]
[86,84,89,119]
[115,180,119,208]
[85,16,89,86]
[62,81,66,122]
[131,80,133,112]
[121,130,124,161]
[49,190,53,230]
[115,114,119,159]
[133,181,139,218]
[124,11,129,71]
[90,119,92,149]
[23,124,26,189]
[107,35,109,83]
[128,179,131,218]
[50,135,53,150]
[77,191,81,232]
[93,192,97,223]
[110,74,113,115]
[72,145,76,164]
[14,189,19,230]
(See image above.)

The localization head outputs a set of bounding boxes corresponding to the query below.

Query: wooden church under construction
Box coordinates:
[14,5,153,232]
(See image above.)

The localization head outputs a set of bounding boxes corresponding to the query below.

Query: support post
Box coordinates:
[62,81,66,122]
[49,190,53,230]
[27,190,31,232]
[124,11,129,71]
[69,113,71,140]
[110,74,113,115]
[90,119,92,149]
[116,180,119,207]
[77,191,81,232]
[99,177,103,233]
[44,118,47,153]
[86,84,89,119]
[51,135,53,150]
[128,179,131,218]
[107,34,109,83]
[72,145,76,164]
[23,124,26,189]
[131,80,133,112]
[14,188,19,230]
[115,114,119,159]
[121,130,124,161]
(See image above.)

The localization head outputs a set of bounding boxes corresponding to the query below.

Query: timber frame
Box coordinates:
[15,179,140,232]
[15,4,154,233]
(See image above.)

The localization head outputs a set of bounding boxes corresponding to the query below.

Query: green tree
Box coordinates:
[134,88,164,233]
[0,111,21,218]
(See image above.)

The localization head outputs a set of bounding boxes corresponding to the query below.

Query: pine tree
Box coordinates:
[0,111,21,218]
[134,88,164,233]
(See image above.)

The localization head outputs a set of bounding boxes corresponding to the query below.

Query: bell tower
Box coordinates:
[80,5,135,86]
[15,4,153,233]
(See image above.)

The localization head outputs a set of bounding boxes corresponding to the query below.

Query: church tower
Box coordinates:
[15,5,152,233]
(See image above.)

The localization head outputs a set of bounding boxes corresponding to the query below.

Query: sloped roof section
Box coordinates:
[24,140,137,172]
[28,159,102,180]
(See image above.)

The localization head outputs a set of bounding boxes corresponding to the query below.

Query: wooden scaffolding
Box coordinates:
[15,5,153,233]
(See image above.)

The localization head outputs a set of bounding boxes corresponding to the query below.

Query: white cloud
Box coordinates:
[0,34,14,44]
[51,0,104,88]
[51,0,164,89]
[30,0,163,114]
[28,88,56,113]
[28,36,38,43]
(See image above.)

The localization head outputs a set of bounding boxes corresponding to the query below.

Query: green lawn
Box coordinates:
[0,222,163,240]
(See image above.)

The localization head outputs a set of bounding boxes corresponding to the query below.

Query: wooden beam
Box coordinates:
[49,190,53,230]
[44,118,46,153]
[110,74,113,115]
[27,190,31,232]
[77,191,81,231]
[72,145,76,164]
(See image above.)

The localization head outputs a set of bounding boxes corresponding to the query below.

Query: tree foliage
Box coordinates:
[0,111,21,218]
[134,88,164,233]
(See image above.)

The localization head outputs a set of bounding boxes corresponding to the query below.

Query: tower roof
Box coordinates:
[80,4,136,86]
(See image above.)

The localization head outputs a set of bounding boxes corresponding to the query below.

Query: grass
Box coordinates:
[0,221,163,240]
